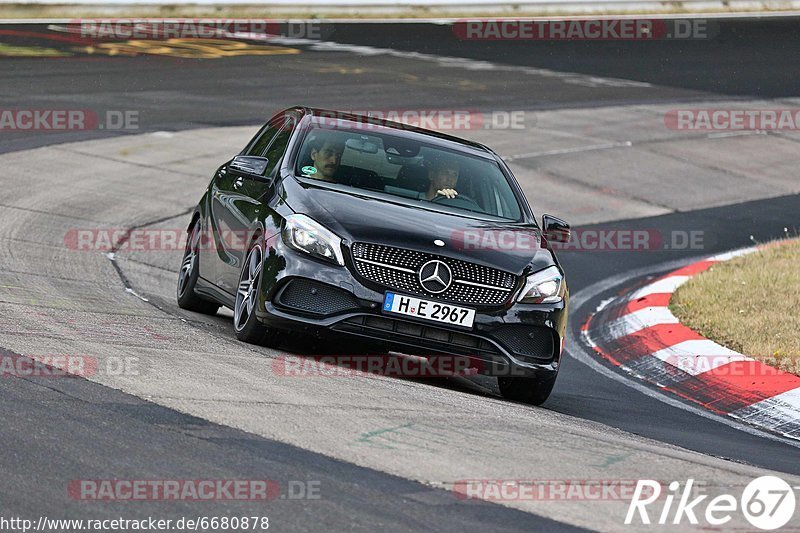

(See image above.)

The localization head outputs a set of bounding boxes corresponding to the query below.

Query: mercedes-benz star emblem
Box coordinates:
[418,260,452,294]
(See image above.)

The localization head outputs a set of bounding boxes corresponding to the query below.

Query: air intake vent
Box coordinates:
[277,279,359,316]
[490,326,555,363]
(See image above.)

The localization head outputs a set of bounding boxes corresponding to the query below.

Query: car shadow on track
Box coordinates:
[278,330,507,399]
[193,305,511,401]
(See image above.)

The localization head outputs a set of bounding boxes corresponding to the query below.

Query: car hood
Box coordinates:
[283,178,556,276]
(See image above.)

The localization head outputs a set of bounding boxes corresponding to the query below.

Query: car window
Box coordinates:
[246,118,285,157]
[262,120,294,177]
[294,121,522,221]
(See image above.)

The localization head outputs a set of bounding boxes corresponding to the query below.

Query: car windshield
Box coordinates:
[293,120,523,221]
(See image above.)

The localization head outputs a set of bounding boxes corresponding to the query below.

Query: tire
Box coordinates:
[498,373,557,406]
[233,238,281,347]
[177,219,220,315]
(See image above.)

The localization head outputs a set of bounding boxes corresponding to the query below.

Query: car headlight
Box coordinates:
[517,266,563,304]
[282,214,344,266]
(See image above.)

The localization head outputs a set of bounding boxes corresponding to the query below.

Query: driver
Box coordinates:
[307,132,346,182]
[425,155,460,200]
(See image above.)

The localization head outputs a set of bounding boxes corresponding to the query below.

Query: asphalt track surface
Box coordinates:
[1,18,800,531]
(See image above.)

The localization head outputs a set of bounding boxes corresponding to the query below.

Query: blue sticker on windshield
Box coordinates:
[301,165,317,175]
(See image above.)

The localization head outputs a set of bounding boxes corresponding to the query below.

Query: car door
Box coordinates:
[209,116,286,295]
[211,116,296,294]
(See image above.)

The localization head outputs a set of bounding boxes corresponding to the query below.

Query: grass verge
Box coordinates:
[670,239,800,375]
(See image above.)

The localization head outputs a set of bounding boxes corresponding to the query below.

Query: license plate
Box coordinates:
[382,292,476,328]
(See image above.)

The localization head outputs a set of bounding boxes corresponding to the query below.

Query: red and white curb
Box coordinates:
[582,243,800,441]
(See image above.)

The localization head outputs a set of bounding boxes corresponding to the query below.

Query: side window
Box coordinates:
[262,120,294,176]
[246,118,285,157]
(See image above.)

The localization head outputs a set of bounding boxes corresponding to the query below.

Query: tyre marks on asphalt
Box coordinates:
[0,346,572,533]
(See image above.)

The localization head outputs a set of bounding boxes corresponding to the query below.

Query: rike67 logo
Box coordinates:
[626,476,796,530]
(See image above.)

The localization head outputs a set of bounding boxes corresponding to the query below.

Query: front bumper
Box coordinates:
[256,240,568,378]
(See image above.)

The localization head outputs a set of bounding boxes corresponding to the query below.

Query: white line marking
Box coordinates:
[604,306,678,338]
[730,388,800,440]
[772,388,800,412]
[708,247,759,261]
[505,141,632,162]
[630,275,690,298]
[707,131,767,139]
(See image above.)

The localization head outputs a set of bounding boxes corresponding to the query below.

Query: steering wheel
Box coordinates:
[431,194,483,211]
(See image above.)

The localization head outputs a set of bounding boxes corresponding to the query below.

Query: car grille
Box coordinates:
[350,242,517,306]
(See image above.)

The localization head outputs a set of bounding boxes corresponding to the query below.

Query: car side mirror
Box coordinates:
[229,155,270,178]
[542,214,571,243]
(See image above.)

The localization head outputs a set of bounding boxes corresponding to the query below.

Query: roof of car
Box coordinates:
[299,107,496,156]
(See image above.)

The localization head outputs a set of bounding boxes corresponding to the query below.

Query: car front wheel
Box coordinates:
[233,239,280,347]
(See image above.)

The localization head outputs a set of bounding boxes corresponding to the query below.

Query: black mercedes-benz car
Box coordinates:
[177,107,570,404]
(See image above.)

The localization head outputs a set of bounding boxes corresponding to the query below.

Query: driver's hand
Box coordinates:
[436,188,458,199]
